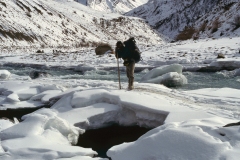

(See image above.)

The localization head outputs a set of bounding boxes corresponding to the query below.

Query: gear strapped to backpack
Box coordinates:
[123,37,142,63]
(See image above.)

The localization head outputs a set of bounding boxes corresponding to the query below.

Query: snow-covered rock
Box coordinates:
[141,64,187,87]
[0,70,11,80]
[141,64,183,81]
[143,72,187,87]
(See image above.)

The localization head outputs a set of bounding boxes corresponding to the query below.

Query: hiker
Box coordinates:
[115,38,140,90]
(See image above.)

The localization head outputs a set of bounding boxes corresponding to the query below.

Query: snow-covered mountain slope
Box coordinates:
[0,0,162,48]
[126,0,240,41]
[75,0,148,13]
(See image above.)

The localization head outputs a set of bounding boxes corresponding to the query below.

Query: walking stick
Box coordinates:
[116,53,121,89]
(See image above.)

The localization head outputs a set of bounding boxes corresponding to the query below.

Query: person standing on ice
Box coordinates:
[115,38,140,90]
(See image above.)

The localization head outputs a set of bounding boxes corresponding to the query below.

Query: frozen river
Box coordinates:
[1,65,240,90]
[1,37,240,160]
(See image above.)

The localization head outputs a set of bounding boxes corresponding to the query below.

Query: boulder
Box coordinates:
[95,43,113,55]
[217,53,225,59]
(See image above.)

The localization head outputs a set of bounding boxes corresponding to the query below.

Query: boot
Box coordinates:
[128,79,134,90]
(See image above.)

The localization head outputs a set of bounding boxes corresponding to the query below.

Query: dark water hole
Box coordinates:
[77,125,152,158]
[0,106,49,121]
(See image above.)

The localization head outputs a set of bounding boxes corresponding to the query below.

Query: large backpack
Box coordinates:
[124,37,142,63]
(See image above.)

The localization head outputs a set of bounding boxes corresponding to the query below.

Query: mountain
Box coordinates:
[0,0,162,48]
[126,0,240,41]
[75,0,149,13]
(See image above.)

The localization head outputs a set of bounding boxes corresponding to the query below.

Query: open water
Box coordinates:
[1,66,240,90]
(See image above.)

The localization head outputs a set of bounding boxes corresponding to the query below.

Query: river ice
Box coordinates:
[0,38,240,159]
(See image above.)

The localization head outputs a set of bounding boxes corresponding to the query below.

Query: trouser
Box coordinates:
[126,61,135,87]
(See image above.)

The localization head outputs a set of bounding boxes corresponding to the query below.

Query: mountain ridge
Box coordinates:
[126,0,240,41]
[74,0,148,13]
[0,0,162,48]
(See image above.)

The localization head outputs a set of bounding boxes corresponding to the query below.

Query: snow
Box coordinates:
[76,0,149,13]
[0,70,11,80]
[0,0,162,47]
[0,82,64,109]
[0,108,101,159]
[0,119,14,132]
[0,14,240,160]
[140,64,187,86]
[141,64,183,81]
[210,59,240,69]
[126,0,240,40]
[107,117,239,160]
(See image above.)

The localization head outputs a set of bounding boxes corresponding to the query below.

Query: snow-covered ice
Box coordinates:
[107,117,240,160]
[0,108,101,159]
[0,38,240,159]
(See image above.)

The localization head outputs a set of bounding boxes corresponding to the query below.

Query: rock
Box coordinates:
[160,72,188,87]
[29,71,51,79]
[36,50,44,53]
[217,53,225,59]
[95,43,113,55]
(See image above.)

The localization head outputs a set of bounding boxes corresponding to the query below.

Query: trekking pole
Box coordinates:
[116,53,121,89]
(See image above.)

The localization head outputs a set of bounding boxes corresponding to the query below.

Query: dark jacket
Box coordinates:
[115,46,132,60]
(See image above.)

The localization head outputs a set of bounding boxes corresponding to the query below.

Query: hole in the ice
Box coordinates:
[77,124,152,158]
[0,105,50,121]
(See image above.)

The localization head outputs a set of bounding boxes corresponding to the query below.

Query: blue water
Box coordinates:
[1,66,240,90]
[178,72,240,90]
[0,66,145,82]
